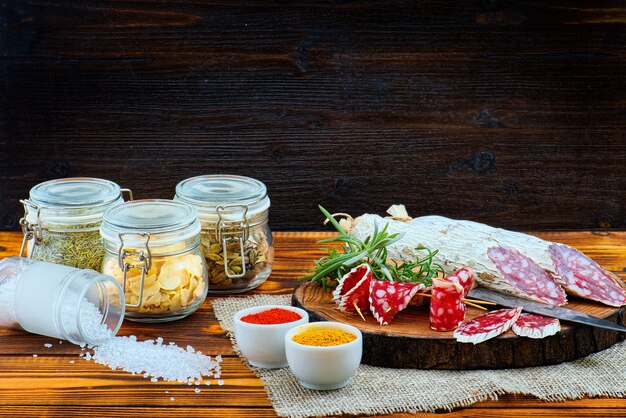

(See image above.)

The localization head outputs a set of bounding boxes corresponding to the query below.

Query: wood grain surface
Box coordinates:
[1,1,626,231]
[0,230,625,417]
[293,280,625,369]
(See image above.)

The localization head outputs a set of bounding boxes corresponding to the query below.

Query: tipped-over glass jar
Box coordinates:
[0,257,124,346]
[100,199,208,322]
[174,175,274,294]
[19,177,132,271]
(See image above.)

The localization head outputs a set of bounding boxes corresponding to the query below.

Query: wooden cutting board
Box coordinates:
[292,281,626,370]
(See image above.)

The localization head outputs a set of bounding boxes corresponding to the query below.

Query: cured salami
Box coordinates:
[442,267,474,297]
[511,313,560,339]
[332,264,372,314]
[454,307,522,344]
[369,280,424,326]
[487,246,567,306]
[549,244,626,307]
[347,208,626,307]
[429,278,466,331]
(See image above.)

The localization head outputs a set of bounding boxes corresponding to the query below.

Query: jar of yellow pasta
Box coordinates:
[100,199,208,322]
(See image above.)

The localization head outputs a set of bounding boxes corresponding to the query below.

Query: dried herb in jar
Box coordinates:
[31,226,105,271]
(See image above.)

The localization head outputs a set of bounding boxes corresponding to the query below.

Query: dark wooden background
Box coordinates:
[1,1,625,231]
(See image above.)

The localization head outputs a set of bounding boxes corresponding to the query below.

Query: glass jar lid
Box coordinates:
[24,178,124,227]
[174,175,270,222]
[30,178,121,207]
[100,199,201,251]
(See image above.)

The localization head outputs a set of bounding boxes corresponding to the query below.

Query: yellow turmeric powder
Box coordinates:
[292,329,356,347]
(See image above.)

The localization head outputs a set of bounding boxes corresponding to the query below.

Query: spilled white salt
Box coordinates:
[170,397,175,401]
[194,388,201,393]
[78,301,221,384]
[0,273,222,387]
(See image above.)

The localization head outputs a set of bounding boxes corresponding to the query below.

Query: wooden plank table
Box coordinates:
[0,230,624,417]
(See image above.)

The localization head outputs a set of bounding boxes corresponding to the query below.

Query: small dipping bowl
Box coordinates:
[234,305,309,368]
[285,322,362,390]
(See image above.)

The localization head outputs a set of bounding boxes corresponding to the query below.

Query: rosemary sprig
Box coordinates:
[300,206,444,289]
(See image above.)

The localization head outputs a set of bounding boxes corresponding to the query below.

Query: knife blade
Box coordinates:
[467,287,626,333]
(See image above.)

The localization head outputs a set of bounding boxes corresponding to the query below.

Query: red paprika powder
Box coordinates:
[241,308,302,325]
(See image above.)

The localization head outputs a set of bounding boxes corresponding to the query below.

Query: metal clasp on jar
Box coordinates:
[117,232,152,308]
[216,205,250,279]
[18,199,43,258]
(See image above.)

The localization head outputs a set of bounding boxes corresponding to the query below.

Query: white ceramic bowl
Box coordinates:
[285,322,362,390]
[233,305,309,368]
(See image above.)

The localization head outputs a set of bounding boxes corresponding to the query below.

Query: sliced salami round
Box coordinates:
[332,264,372,315]
[549,243,626,307]
[369,280,424,326]
[430,278,466,331]
[511,313,560,339]
[454,307,522,344]
[487,246,567,306]
[443,267,474,297]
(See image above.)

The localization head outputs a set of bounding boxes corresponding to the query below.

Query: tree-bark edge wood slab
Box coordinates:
[292,281,626,370]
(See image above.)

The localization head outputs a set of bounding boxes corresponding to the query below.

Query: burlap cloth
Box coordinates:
[213,294,626,418]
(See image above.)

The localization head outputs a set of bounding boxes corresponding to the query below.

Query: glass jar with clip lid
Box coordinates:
[174,175,274,294]
[100,199,208,322]
[19,177,132,271]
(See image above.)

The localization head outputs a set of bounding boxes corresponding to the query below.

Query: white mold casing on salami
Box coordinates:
[348,214,567,306]
[348,213,626,307]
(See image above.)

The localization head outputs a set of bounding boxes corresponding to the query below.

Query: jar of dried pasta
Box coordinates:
[19,177,132,270]
[100,199,208,322]
[174,175,273,294]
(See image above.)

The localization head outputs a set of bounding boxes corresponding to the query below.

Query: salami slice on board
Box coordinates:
[332,264,372,313]
[454,307,522,344]
[443,267,474,297]
[511,313,560,339]
[549,244,626,307]
[487,246,567,306]
[430,278,466,331]
[369,281,424,326]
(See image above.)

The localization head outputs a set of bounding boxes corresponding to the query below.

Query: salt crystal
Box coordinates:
[165,390,169,394]
[44,343,53,348]
[150,377,158,383]
[69,360,75,364]
[218,380,224,386]
[170,397,175,401]
[156,337,163,345]
[32,354,37,357]
[59,341,63,344]
[194,388,201,393]
[205,381,211,386]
